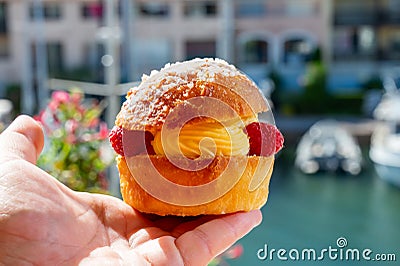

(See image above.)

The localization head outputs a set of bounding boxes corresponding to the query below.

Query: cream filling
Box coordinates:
[152,118,253,158]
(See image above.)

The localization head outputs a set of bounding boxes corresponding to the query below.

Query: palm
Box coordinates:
[0,116,262,265]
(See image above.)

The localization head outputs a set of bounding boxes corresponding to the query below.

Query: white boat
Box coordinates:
[295,120,362,175]
[369,89,400,187]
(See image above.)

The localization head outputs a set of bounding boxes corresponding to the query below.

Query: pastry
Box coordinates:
[109,58,284,216]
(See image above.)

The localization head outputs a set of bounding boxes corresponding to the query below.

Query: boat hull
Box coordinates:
[373,163,400,187]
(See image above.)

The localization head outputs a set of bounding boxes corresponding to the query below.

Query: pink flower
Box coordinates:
[34,110,54,134]
[98,172,108,190]
[88,118,99,128]
[65,119,79,135]
[48,100,59,111]
[71,90,83,105]
[52,113,60,125]
[53,90,70,104]
[66,134,77,144]
[98,122,109,140]
[34,110,44,123]
[49,91,70,111]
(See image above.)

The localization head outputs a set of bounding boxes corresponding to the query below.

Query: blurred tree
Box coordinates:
[269,69,283,112]
[299,47,330,114]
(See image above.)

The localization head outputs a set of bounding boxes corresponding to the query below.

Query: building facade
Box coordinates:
[0,0,328,89]
[0,0,399,100]
[331,0,400,92]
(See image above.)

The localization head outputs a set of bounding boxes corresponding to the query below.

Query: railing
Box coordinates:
[235,0,319,18]
[334,8,400,26]
[334,10,378,25]
[47,78,139,126]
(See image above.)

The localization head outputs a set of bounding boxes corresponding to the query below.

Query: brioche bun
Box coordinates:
[115,58,276,216]
[117,155,273,216]
[116,58,268,131]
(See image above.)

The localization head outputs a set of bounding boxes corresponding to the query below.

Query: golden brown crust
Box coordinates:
[117,155,274,216]
[115,58,268,131]
[114,58,274,216]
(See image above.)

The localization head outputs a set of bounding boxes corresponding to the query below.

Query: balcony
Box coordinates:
[235,0,319,19]
[334,8,400,26]
[377,9,400,25]
[334,9,378,26]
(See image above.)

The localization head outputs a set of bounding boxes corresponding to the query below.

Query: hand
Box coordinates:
[0,115,262,265]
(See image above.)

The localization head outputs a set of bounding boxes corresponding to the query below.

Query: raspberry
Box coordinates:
[109,126,156,156]
[274,127,284,154]
[145,131,156,155]
[109,126,124,156]
[245,122,284,156]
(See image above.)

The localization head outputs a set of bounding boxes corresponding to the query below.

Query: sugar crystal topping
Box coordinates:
[117,58,246,129]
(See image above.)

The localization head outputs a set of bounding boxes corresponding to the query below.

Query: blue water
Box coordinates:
[229,150,400,265]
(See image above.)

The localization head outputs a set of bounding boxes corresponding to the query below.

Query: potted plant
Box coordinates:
[35,89,114,193]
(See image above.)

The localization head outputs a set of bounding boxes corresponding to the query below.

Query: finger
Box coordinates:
[175,210,262,266]
[169,215,218,237]
[0,115,44,164]
[152,215,201,233]
[134,235,185,266]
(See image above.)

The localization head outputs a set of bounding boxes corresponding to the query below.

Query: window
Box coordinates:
[32,42,64,76]
[388,36,400,60]
[0,3,8,57]
[47,42,64,76]
[81,2,103,19]
[243,40,269,63]
[184,1,217,17]
[334,0,376,25]
[385,0,400,23]
[83,42,105,82]
[29,2,62,20]
[133,39,171,79]
[283,38,312,65]
[332,27,377,60]
[286,0,316,17]
[185,40,216,60]
[0,3,7,34]
[359,27,376,54]
[236,0,266,17]
[138,2,169,17]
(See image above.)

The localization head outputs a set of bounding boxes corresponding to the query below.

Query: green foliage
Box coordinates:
[269,48,339,115]
[269,69,283,110]
[281,91,363,115]
[36,89,113,193]
[298,57,330,114]
[299,45,331,113]
[277,47,363,115]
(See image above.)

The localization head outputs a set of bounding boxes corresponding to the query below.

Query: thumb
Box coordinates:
[0,115,44,164]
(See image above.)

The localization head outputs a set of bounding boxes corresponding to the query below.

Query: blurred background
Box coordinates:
[0,0,399,265]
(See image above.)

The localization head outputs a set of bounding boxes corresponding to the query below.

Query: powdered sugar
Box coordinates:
[115,58,259,130]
